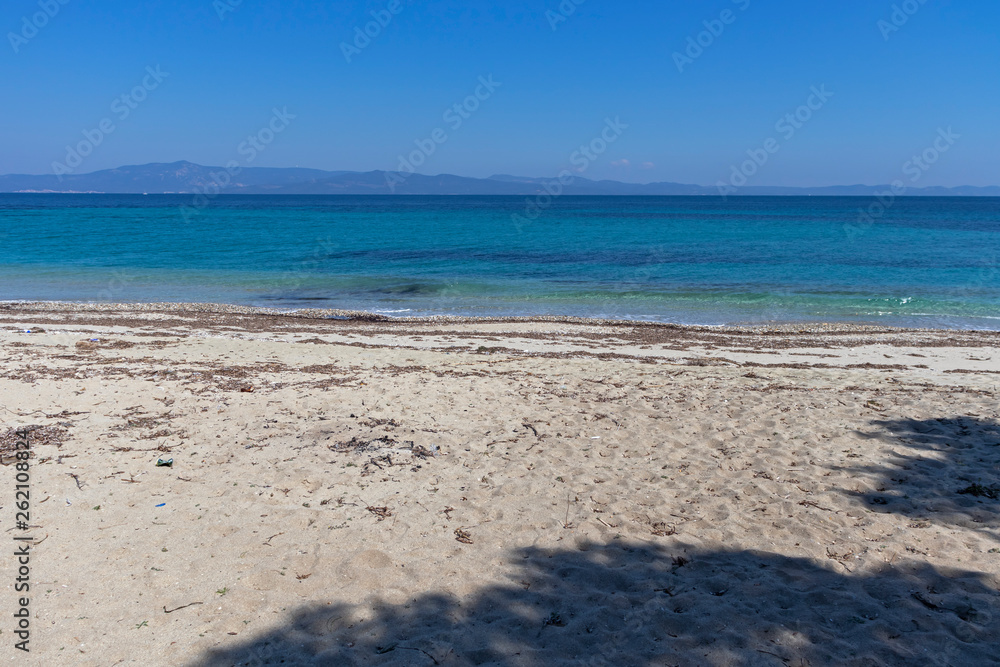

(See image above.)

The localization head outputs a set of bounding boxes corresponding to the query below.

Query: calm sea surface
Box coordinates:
[1,194,998,329]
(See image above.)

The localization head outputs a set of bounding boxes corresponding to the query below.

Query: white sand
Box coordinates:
[1,305,999,666]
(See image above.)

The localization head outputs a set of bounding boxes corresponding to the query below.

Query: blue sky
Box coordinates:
[2,0,998,186]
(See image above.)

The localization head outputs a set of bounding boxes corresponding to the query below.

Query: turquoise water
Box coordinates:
[1,194,998,328]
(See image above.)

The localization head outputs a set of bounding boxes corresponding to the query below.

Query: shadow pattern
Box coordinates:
[845,417,1000,535]
[190,542,1000,667]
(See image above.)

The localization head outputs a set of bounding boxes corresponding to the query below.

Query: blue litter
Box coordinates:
[155,503,166,507]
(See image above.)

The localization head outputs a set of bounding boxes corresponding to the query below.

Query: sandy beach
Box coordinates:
[1,302,999,666]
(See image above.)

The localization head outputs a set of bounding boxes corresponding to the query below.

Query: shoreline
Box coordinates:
[4,189,1000,198]
[4,299,1000,336]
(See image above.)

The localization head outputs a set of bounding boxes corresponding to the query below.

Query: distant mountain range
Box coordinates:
[2,161,998,196]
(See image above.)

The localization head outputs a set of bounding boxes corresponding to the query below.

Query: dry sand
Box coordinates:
[1,303,999,666]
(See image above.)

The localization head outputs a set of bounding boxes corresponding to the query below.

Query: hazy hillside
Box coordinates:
[2,162,998,196]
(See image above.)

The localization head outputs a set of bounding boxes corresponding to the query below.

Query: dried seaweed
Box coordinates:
[366,506,393,521]
[0,424,70,464]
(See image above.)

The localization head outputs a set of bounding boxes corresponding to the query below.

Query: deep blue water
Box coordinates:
[1,194,998,328]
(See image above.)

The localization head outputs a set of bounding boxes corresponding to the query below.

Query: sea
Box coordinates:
[1,194,998,329]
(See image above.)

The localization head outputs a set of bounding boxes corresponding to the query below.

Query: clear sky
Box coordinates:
[2,0,998,186]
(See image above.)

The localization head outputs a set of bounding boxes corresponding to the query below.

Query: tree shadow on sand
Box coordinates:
[842,417,1000,537]
[191,541,999,667]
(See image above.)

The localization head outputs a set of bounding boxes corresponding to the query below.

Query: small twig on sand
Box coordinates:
[756,649,789,663]
[523,422,541,450]
[164,602,203,614]
[397,647,440,665]
[263,532,284,546]
[826,548,855,573]
[799,500,835,512]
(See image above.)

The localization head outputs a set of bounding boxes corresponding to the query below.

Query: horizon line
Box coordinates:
[2,160,999,191]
